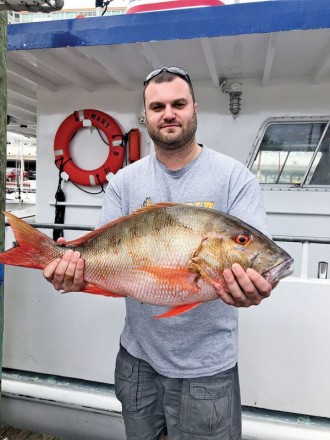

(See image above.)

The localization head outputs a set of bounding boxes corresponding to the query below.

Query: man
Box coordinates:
[44,67,272,440]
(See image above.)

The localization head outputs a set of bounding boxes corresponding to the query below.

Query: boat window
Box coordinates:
[249,121,330,187]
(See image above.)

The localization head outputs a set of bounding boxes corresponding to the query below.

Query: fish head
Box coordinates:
[211,216,294,285]
[261,256,294,285]
[243,232,294,284]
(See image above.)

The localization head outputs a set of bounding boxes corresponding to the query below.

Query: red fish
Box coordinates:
[0,204,293,318]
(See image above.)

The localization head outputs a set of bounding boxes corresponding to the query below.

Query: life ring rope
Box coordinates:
[54,109,125,187]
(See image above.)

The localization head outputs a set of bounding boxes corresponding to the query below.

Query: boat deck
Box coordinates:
[0,425,65,440]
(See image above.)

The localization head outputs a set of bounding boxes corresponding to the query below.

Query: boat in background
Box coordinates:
[5,188,36,213]
[5,133,36,213]
[126,0,224,14]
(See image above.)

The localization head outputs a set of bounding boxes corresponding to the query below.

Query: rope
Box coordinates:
[53,158,66,241]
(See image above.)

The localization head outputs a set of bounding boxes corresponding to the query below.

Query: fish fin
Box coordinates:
[0,211,57,269]
[154,302,203,319]
[82,283,126,297]
[211,277,231,293]
[66,223,116,246]
[137,266,200,294]
[130,202,181,215]
[189,260,231,293]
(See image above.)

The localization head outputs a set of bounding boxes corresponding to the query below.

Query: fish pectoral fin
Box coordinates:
[188,260,230,292]
[153,302,203,319]
[188,260,216,285]
[82,283,126,298]
[208,278,231,293]
[190,262,230,293]
[137,266,200,294]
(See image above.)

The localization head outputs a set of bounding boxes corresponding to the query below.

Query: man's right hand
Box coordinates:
[43,239,86,292]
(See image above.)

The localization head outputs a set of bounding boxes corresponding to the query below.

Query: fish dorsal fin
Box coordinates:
[130,202,181,216]
[66,203,181,247]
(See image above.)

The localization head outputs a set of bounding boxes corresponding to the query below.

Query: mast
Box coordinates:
[0,9,7,401]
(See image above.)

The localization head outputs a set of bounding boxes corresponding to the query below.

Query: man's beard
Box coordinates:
[146,111,197,151]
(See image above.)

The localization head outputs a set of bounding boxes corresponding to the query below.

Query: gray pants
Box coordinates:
[115,345,242,440]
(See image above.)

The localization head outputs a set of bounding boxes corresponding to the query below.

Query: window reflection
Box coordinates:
[306,128,330,185]
[251,122,330,186]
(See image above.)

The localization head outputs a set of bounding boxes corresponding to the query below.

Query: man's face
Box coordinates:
[144,76,197,150]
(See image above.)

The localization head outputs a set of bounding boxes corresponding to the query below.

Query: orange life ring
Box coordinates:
[54,109,125,186]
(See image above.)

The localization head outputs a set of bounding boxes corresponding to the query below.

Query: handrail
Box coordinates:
[4,221,330,244]
[273,236,330,245]
[5,221,94,232]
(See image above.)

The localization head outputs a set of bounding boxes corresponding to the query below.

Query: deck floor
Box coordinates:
[0,425,66,439]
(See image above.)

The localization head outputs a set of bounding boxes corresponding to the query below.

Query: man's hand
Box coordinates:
[43,238,86,292]
[215,263,272,307]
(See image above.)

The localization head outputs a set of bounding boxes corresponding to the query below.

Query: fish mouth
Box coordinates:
[262,258,294,284]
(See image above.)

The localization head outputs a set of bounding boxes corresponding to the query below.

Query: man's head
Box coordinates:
[143,67,196,104]
[143,67,197,151]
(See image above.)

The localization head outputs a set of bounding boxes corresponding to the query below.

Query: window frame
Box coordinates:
[246,116,330,191]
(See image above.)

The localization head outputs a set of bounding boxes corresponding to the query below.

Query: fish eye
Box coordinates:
[235,234,250,245]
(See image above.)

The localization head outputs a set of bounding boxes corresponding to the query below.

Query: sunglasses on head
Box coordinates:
[144,67,192,86]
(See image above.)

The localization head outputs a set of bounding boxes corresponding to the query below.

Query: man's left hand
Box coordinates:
[215,263,272,307]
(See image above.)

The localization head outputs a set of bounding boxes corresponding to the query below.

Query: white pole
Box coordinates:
[300,241,309,279]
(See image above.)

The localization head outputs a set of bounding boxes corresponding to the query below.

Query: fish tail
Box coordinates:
[0,211,59,269]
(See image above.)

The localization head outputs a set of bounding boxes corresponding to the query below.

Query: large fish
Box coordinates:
[0,204,293,318]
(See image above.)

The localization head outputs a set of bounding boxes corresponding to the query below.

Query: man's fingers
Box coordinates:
[43,258,61,282]
[43,248,86,293]
[223,265,249,304]
[63,274,74,284]
[214,286,236,306]
[213,278,238,306]
[221,264,272,307]
[56,237,66,245]
[246,268,272,297]
[43,250,80,290]
[70,258,85,291]
[74,258,85,279]
[52,250,74,285]
[231,264,257,295]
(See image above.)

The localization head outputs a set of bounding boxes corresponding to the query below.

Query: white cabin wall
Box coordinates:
[196,79,330,160]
